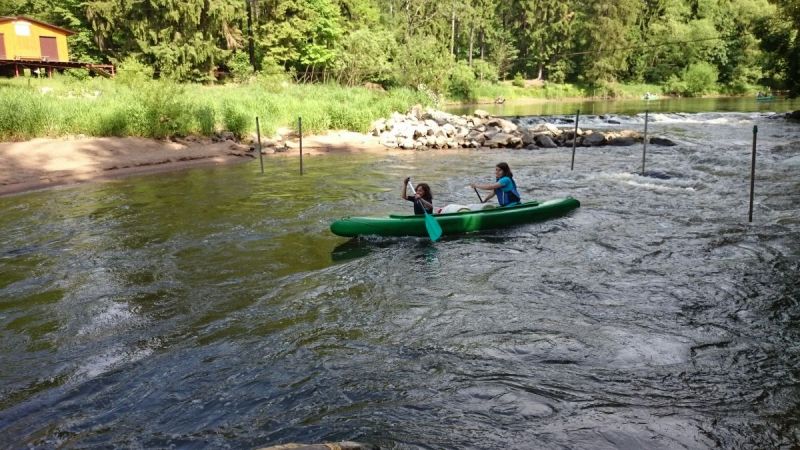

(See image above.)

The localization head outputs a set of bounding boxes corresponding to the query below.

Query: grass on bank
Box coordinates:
[0,75,431,141]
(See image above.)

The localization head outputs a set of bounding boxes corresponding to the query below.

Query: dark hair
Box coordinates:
[496,162,513,179]
[416,183,433,202]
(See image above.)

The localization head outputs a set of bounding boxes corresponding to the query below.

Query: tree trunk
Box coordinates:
[469,25,474,66]
[450,4,456,56]
[246,0,255,69]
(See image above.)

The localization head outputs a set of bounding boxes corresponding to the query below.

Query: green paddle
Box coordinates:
[409,179,442,242]
[420,200,442,241]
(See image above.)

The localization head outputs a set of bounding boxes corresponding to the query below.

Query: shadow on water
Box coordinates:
[331,236,441,264]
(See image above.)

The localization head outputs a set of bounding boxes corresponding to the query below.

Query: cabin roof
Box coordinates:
[0,16,76,36]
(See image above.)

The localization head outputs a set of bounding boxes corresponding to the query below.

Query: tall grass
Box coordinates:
[0,77,430,141]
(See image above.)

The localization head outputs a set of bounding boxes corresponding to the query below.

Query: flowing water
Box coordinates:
[1,103,800,449]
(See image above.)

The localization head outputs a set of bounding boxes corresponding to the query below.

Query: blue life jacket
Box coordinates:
[495,176,521,207]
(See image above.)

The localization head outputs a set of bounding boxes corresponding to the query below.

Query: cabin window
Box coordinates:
[14,21,31,36]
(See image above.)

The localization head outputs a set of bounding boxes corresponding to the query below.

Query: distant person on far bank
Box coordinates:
[470,162,522,207]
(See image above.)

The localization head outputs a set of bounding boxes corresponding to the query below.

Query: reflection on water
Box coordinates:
[1,111,800,448]
[445,96,800,117]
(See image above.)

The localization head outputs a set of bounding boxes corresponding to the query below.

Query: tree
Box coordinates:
[576,0,641,84]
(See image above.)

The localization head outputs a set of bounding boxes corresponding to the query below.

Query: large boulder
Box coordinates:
[650,136,677,146]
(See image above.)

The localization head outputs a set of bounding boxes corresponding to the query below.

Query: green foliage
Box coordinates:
[194,104,217,135]
[139,82,194,138]
[471,59,499,83]
[0,89,47,140]
[511,73,525,88]
[447,62,477,101]
[116,57,155,86]
[392,34,454,94]
[228,52,254,83]
[333,28,396,86]
[64,69,90,81]
[683,62,719,96]
[222,103,250,139]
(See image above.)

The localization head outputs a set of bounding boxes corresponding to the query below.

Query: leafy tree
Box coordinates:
[255,0,343,80]
[332,28,396,86]
[85,0,243,81]
[576,0,640,84]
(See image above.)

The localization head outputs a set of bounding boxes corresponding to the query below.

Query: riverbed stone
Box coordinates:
[650,136,677,146]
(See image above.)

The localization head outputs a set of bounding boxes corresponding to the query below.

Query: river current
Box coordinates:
[1,106,799,449]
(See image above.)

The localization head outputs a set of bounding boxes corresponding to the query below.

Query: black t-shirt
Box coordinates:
[406,196,433,215]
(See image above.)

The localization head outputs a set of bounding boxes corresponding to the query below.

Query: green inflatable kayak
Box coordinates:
[330,197,580,238]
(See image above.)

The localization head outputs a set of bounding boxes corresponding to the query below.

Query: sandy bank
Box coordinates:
[0,131,389,197]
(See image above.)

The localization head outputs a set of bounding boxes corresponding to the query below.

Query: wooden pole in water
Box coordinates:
[256,117,264,174]
[570,109,580,170]
[641,110,649,175]
[748,125,758,222]
[299,116,304,175]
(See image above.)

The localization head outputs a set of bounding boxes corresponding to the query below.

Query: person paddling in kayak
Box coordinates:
[470,162,522,207]
[402,177,434,215]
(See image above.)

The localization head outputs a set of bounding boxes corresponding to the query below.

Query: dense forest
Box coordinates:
[1,0,799,96]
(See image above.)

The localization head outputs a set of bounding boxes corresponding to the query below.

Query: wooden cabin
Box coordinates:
[0,16,113,77]
[0,16,74,62]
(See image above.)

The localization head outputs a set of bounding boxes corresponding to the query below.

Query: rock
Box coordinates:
[786,110,800,121]
[583,132,606,146]
[650,136,677,146]
[608,136,637,146]
[535,134,559,148]
[474,109,491,118]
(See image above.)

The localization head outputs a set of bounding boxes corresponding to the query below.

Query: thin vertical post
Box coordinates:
[570,109,580,171]
[641,110,649,174]
[256,117,264,174]
[748,125,758,223]
[298,117,304,175]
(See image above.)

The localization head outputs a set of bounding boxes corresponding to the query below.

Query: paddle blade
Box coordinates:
[423,211,443,242]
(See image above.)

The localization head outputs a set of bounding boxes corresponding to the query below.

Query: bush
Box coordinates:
[222,103,250,139]
[228,51,254,83]
[471,59,499,83]
[116,57,154,87]
[139,82,193,138]
[194,104,216,135]
[0,90,47,139]
[447,61,477,101]
[512,73,525,88]
[663,74,688,96]
[683,62,718,96]
[64,68,90,81]
[97,108,131,136]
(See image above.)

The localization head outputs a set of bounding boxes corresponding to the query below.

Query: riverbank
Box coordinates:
[0,131,388,197]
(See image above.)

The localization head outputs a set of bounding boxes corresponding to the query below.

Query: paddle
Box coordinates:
[408,179,442,242]
[472,186,484,203]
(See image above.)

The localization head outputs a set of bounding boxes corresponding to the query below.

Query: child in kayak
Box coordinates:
[470,162,521,207]
[402,177,434,215]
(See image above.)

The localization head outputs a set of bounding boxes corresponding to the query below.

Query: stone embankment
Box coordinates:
[371,105,676,150]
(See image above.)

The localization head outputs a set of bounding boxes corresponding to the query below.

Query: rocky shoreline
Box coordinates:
[370,105,677,151]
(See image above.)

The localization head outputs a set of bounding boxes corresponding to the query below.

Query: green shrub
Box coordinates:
[139,82,193,138]
[228,51,254,83]
[447,61,477,101]
[194,104,216,135]
[0,90,47,139]
[64,68,90,81]
[97,109,131,136]
[512,73,525,88]
[222,103,250,139]
[663,74,688,96]
[471,59,499,83]
[116,57,154,87]
[683,62,718,96]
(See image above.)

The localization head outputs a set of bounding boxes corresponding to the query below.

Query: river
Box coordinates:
[1,98,800,449]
